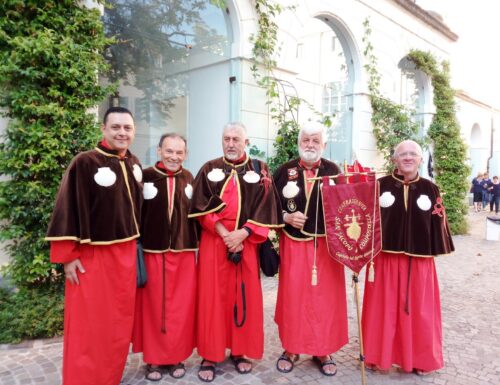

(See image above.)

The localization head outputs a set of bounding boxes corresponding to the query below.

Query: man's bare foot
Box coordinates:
[145,364,162,381]
[312,355,337,376]
[276,351,299,373]
[230,355,252,374]
[198,359,216,382]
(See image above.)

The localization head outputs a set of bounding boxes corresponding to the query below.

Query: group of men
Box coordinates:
[46,107,454,385]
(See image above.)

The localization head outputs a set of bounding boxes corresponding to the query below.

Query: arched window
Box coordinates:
[286,16,355,165]
[100,0,233,170]
[398,56,425,135]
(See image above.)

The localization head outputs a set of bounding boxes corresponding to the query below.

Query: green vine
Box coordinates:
[362,18,421,170]
[363,18,469,234]
[407,50,469,234]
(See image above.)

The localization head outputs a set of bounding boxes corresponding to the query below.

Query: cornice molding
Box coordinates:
[392,0,458,41]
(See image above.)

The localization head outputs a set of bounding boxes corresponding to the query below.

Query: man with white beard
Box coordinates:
[273,123,348,376]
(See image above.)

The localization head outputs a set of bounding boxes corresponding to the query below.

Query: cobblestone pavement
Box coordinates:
[1,209,500,385]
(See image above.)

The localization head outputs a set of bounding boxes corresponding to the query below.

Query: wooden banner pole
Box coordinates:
[352,273,367,385]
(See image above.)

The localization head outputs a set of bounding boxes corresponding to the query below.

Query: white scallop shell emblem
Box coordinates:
[94,167,116,187]
[185,184,193,199]
[133,164,143,183]
[282,181,300,199]
[243,170,260,183]
[379,191,395,208]
[143,182,158,200]
[416,194,432,211]
[207,168,225,182]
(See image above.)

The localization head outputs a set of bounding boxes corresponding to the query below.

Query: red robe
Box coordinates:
[132,250,196,364]
[51,240,136,385]
[275,235,348,355]
[47,142,142,385]
[194,176,268,362]
[132,164,198,364]
[189,155,282,362]
[362,252,443,372]
[362,172,454,372]
[273,159,348,355]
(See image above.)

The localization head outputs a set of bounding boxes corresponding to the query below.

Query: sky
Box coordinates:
[416,0,500,107]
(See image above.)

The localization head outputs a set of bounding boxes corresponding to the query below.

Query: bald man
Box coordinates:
[361,140,454,375]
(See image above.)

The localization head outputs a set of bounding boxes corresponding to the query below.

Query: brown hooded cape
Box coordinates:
[378,172,454,256]
[46,143,142,244]
[273,158,340,240]
[140,164,199,252]
[189,156,282,228]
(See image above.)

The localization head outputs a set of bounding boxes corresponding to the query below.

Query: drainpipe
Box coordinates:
[487,109,494,173]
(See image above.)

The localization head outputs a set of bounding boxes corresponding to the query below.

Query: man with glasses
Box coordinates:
[361,139,454,376]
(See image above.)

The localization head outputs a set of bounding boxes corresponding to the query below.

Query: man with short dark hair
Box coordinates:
[46,106,142,385]
[132,133,198,381]
[189,122,282,382]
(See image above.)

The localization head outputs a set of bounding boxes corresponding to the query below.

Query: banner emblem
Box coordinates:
[322,177,381,273]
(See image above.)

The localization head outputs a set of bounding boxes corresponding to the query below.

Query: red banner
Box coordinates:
[321,175,381,273]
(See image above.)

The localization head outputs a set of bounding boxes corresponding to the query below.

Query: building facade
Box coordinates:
[1,0,499,177]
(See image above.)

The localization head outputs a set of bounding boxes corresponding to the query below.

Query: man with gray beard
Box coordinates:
[273,123,348,376]
[189,122,282,382]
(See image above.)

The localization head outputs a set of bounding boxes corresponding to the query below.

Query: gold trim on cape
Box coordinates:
[119,161,140,234]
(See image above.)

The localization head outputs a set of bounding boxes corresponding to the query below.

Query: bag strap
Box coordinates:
[252,158,260,175]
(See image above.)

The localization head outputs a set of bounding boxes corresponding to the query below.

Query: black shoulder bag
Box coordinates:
[251,159,280,277]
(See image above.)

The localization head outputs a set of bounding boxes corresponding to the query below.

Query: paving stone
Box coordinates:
[1,210,500,384]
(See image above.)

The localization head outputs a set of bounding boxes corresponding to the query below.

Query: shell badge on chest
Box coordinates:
[207,168,225,182]
[379,191,395,208]
[94,167,116,187]
[133,164,143,183]
[416,194,432,211]
[143,182,158,200]
[185,184,193,199]
[282,181,300,199]
[243,170,260,183]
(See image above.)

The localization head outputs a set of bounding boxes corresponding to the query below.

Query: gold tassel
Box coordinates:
[311,265,318,286]
[368,260,375,282]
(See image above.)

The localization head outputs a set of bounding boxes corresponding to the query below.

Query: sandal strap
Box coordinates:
[146,364,162,373]
[199,359,216,372]
[230,355,251,365]
[320,359,337,367]
[278,351,299,363]
[278,352,293,363]
[168,362,185,371]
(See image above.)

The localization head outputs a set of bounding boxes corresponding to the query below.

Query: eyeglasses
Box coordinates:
[396,151,420,158]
